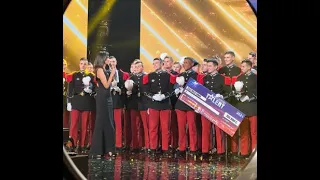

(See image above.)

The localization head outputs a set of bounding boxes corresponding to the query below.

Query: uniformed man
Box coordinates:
[172,62,181,74]
[125,60,149,153]
[174,57,202,158]
[248,52,257,74]
[233,60,257,157]
[163,56,179,152]
[201,59,208,74]
[109,56,130,152]
[66,58,96,153]
[143,58,176,156]
[63,59,70,128]
[123,59,140,151]
[198,58,226,160]
[218,51,242,156]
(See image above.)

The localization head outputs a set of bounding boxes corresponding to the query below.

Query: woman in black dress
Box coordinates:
[89,52,116,157]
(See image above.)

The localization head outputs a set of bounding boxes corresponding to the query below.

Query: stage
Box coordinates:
[86,152,248,179]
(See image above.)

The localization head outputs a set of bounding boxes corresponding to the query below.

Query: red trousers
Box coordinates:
[248,116,257,151]
[176,110,197,151]
[87,111,96,146]
[70,109,89,147]
[149,109,171,151]
[201,116,225,153]
[130,110,149,149]
[63,110,70,128]
[123,109,131,147]
[114,108,123,148]
[170,110,178,148]
[231,116,250,155]
[140,111,148,148]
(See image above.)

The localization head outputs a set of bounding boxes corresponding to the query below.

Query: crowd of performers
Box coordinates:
[63,51,257,161]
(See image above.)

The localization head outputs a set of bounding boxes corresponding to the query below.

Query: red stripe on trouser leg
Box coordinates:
[70,109,80,146]
[170,110,178,148]
[140,110,149,149]
[123,110,131,147]
[148,109,160,150]
[176,110,187,151]
[186,111,197,151]
[63,110,70,128]
[114,156,122,179]
[249,116,257,152]
[201,115,211,153]
[215,125,225,154]
[196,114,202,151]
[80,111,89,147]
[231,117,250,155]
[87,111,96,145]
[160,110,171,151]
[130,110,140,149]
[114,108,123,148]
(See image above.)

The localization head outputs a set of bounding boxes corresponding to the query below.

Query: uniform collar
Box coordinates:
[227,63,235,68]
[155,69,165,74]
[209,72,218,77]
[185,69,194,74]
[136,72,143,76]
[245,71,252,76]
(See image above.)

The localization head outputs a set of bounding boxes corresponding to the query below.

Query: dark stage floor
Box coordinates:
[87,152,249,180]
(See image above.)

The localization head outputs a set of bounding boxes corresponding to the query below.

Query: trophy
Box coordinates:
[124,80,134,97]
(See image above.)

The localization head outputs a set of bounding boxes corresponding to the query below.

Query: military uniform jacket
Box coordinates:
[199,72,225,95]
[143,70,176,110]
[126,72,148,111]
[235,72,257,116]
[67,71,96,111]
[175,69,199,111]
[169,70,179,109]
[218,64,241,105]
[111,69,130,109]
[63,72,69,111]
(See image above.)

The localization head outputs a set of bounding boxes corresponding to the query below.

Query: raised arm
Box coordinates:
[97,68,114,89]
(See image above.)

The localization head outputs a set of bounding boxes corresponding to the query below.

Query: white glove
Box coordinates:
[125,80,134,90]
[111,80,117,87]
[114,86,121,94]
[234,81,244,92]
[174,87,183,95]
[126,91,132,95]
[240,95,250,102]
[152,94,162,101]
[215,94,223,99]
[160,94,165,100]
[67,103,72,112]
[176,76,185,86]
[84,87,92,94]
[82,76,91,86]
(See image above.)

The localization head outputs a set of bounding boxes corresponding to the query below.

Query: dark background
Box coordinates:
[87,0,141,72]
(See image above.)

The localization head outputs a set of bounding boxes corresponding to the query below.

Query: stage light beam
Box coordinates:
[176,0,242,60]
[210,0,256,41]
[142,1,203,61]
[141,19,182,60]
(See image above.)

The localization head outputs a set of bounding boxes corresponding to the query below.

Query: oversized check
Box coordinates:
[178,78,246,137]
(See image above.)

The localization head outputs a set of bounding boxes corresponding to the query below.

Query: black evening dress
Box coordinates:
[89,69,115,156]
